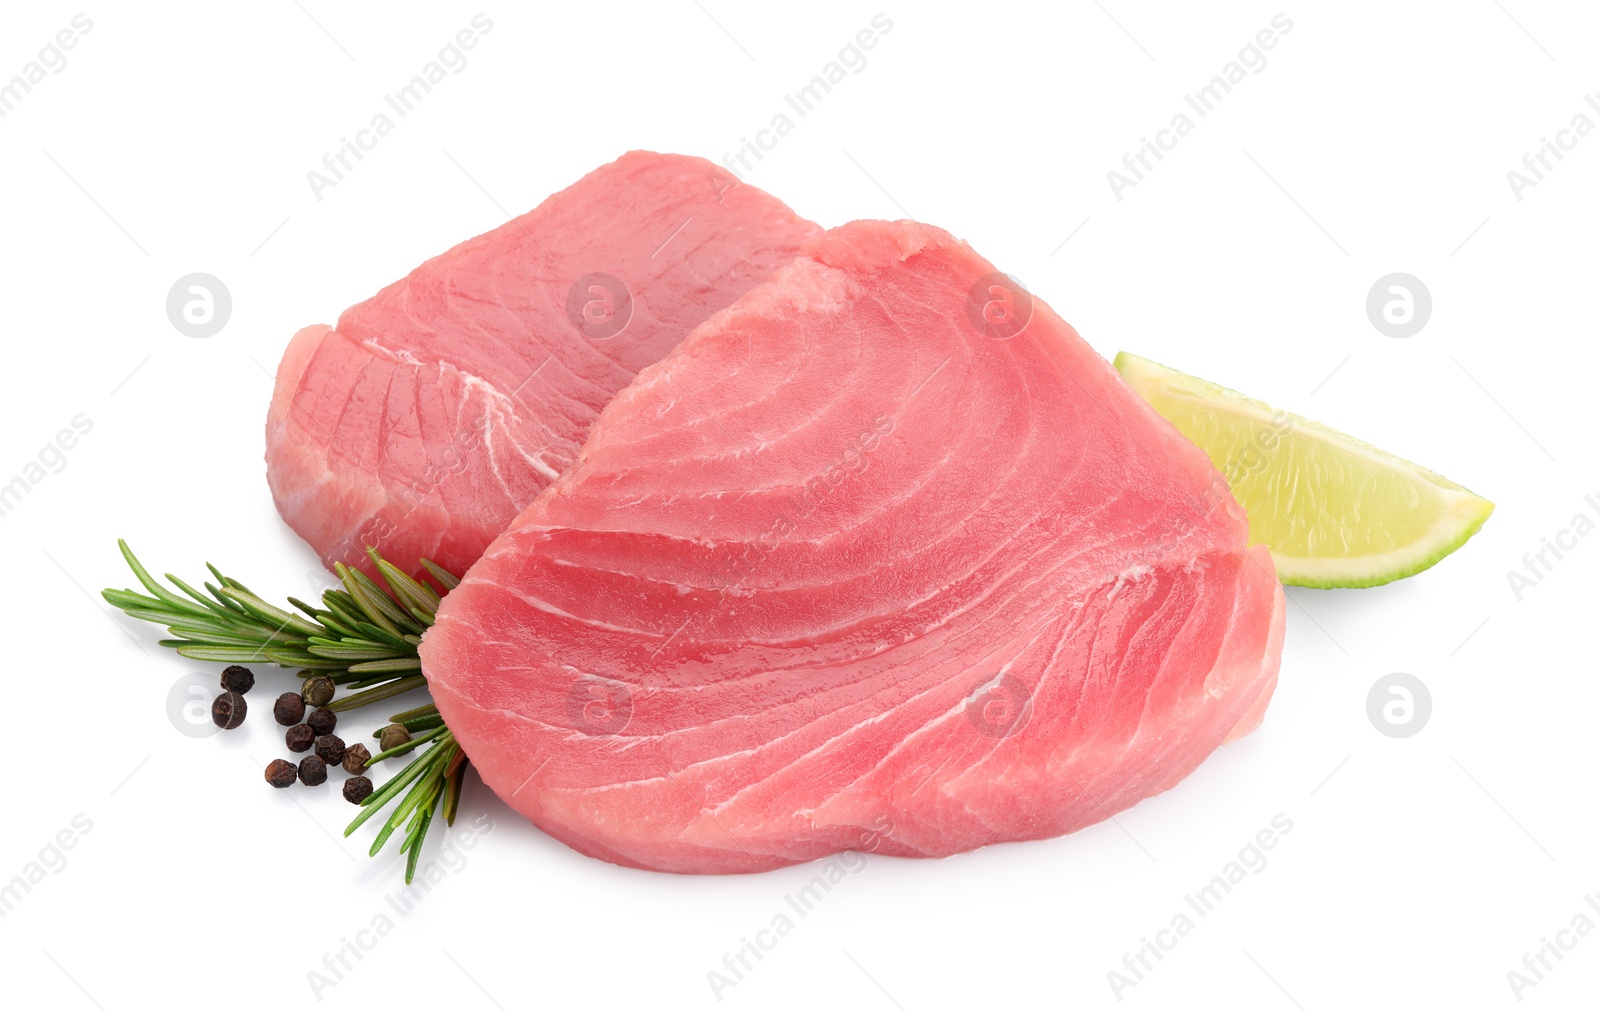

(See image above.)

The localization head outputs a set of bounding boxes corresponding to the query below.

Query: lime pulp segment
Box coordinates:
[1113,352,1494,588]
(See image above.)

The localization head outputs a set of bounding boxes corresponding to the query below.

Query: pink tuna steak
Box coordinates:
[266,151,819,577]
[422,220,1287,874]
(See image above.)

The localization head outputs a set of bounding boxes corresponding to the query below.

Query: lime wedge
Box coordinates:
[1114,352,1494,588]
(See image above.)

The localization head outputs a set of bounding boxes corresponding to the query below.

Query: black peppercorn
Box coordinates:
[302,675,336,707]
[285,724,316,753]
[220,665,255,693]
[298,755,328,786]
[342,776,374,804]
[378,724,411,753]
[211,691,246,729]
[265,758,297,789]
[315,734,346,765]
[307,707,337,736]
[342,743,372,775]
[273,692,306,726]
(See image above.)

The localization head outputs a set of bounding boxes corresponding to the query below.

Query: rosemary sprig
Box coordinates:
[103,540,467,883]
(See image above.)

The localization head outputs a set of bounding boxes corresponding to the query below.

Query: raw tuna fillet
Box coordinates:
[266,151,819,578]
[422,220,1287,874]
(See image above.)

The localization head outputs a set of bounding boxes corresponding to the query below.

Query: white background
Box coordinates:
[0,2,1592,1009]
